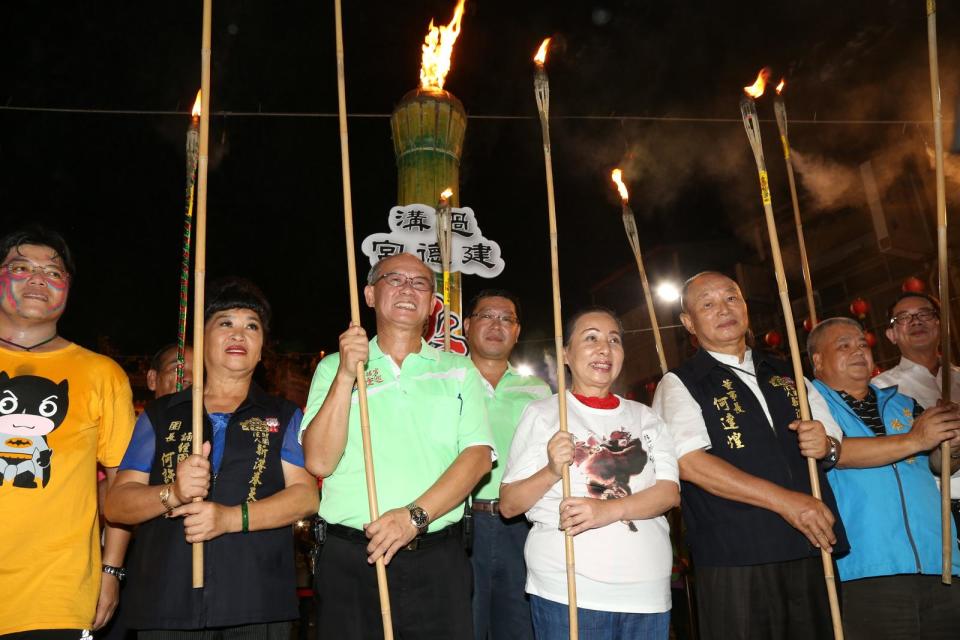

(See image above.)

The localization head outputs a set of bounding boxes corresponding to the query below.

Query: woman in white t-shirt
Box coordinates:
[500,307,680,639]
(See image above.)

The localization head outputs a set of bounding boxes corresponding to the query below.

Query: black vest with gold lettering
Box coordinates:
[124,385,302,629]
[672,349,848,567]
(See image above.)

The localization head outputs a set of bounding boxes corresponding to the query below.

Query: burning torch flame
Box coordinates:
[776,78,785,95]
[191,90,202,118]
[440,188,453,200]
[419,0,466,91]
[743,67,771,99]
[611,169,629,203]
[534,38,551,66]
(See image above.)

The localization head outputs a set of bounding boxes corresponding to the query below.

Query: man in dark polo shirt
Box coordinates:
[652,271,848,639]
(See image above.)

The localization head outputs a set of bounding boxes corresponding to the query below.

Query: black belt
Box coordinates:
[326,521,462,551]
[472,499,500,515]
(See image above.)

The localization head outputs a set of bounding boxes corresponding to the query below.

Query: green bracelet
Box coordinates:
[241,502,249,533]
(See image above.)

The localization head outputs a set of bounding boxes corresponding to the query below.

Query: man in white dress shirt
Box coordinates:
[873,291,960,536]
[653,271,848,640]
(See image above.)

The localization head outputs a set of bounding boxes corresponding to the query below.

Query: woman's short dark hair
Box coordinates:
[563,306,624,346]
[0,226,76,277]
[204,277,272,334]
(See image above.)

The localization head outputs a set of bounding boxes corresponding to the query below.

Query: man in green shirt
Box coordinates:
[301,253,495,640]
[464,289,550,640]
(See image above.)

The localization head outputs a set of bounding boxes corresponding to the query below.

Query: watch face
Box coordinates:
[410,506,428,529]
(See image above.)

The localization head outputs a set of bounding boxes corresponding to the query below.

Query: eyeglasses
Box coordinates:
[471,311,519,326]
[890,308,938,326]
[3,261,68,282]
[374,272,434,292]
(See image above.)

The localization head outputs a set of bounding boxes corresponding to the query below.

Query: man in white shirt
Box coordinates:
[873,291,960,535]
[653,271,848,640]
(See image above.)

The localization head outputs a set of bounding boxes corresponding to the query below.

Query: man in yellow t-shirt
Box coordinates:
[0,227,135,639]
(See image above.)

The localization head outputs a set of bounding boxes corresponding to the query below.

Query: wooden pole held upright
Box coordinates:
[774,98,818,326]
[741,95,844,639]
[621,207,669,375]
[333,0,395,635]
[925,0,953,585]
[190,0,213,590]
[534,46,579,639]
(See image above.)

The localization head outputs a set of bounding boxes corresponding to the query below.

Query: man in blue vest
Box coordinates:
[653,271,848,640]
[809,316,960,639]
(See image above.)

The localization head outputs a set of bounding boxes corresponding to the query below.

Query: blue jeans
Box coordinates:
[470,510,534,640]
[529,595,670,640]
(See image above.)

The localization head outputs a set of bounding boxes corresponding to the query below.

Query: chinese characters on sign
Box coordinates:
[361,204,505,278]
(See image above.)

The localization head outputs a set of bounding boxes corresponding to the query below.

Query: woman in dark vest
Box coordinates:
[106,277,319,639]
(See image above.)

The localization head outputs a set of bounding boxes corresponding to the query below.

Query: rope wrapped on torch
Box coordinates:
[611,169,668,375]
[177,90,201,392]
[533,37,579,640]
[925,0,953,586]
[740,68,844,639]
[772,80,818,328]
[437,188,454,352]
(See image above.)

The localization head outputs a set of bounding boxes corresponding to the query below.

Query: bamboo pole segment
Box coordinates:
[190,0,213,589]
[773,94,818,326]
[333,0,395,634]
[925,0,953,585]
[437,189,453,352]
[740,94,844,638]
[611,171,669,375]
[533,39,579,640]
[623,212,667,374]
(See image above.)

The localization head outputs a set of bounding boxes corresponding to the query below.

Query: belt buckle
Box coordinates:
[404,537,420,552]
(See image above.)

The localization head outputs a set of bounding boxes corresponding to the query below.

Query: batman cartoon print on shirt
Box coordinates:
[0,371,69,488]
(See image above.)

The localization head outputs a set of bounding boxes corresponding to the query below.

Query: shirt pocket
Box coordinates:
[418,395,462,454]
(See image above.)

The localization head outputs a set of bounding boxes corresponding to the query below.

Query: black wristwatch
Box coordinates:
[822,436,841,471]
[406,503,429,536]
[102,564,126,581]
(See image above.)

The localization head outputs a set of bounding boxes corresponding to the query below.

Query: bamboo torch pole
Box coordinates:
[190,0,213,589]
[611,169,668,375]
[333,0,395,634]
[177,91,201,391]
[533,38,579,639]
[773,82,818,326]
[925,0,953,585]
[740,71,843,638]
[437,188,454,352]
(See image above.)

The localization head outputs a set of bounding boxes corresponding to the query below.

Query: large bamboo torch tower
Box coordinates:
[391,0,468,331]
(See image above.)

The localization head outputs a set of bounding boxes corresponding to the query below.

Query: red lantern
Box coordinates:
[764,330,782,348]
[901,277,925,293]
[644,381,658,396]
[802,317,814,333]
[850,297,870,319]
[864,330,877,348]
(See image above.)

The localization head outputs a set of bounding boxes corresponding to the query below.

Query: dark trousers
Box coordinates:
[842,574,960,639]
[137,624,291,640]
[695,557,834,640]
[470,511,533,640]
[314,526,472,640]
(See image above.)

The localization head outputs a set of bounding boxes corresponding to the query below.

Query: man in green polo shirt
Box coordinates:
[464,289,550,640]
[301,252,495,640]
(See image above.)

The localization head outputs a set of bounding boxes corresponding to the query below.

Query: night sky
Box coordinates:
[2,1,957,368]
